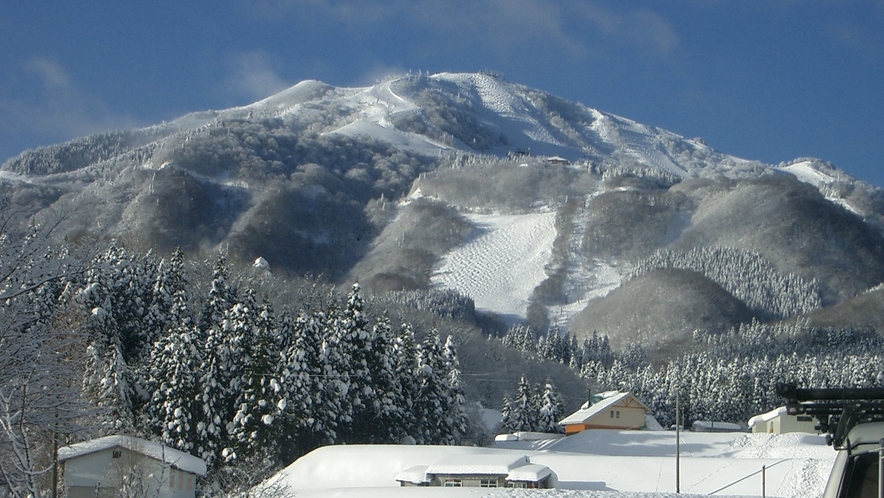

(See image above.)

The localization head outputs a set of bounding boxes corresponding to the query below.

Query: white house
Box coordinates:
[748,407,819,434]
[58,435,207,498]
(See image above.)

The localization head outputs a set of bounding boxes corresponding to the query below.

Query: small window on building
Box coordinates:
[112,450,122,459]
[480,478,498,487]
[443,478,462,487]
[797,416,813,422]
[508,481,528,488]
[616,411,620,419]
[610,410,614,418]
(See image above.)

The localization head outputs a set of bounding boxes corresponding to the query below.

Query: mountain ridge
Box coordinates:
[2,71,883,350]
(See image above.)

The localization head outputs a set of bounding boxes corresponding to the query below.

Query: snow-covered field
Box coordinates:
[272,430,835,498]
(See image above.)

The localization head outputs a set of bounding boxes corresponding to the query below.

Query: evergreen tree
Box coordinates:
[364,314,405,443]
[538,379,565,433]
[393,322,420,440]
[500,395,516,433]
[510,376,536,432]
[145,284,201,453]
[279,310,336,460]
[82,340,136,434]
[196,256,238,469]
[226,293,282,464]
[414,329,455,444]
[442,335,470,443]
[328,283,374,443]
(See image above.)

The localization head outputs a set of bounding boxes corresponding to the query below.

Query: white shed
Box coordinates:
[748,407,819,434]
[58,435,207,498]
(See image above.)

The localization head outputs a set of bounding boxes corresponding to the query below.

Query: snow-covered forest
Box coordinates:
[0,230,471,497]
[500,320,884,428]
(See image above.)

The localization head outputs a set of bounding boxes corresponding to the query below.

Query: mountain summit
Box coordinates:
[3,72,884,347]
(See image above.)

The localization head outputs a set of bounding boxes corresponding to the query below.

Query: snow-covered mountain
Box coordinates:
[3,71,884,349]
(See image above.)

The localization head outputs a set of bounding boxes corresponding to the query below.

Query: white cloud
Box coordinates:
[224,50,291,101]
[355,64,410,86]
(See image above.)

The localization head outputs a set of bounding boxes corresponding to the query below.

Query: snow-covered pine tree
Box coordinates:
[363,314,405,443]
[144,282,201,453]
[226,293,282,464]
[510,376,536,432]
[442,335,470,444]
[499,395,516,433]
[146,248,187,351]
[393,322,420,441]
[414,329,457,444]
[196,256,238,469]
[328,283,375,443]
[537,378,565,433]
[279,310,337,460]
[82,339,136,434]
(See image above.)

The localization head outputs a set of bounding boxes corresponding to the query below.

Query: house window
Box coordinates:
[508,481,527,488]
[616,411,620,419]
[443,479,462,487]
[480,478,498,488]
[797,416,813,422]
[610,410,614,418]
[112,450,122,459]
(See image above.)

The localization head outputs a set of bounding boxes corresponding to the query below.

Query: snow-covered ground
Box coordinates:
[270,429,836,498]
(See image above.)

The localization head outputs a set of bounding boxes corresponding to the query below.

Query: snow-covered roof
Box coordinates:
[396,453,552,484]
[494,431,566,442]
[425,453,528,475]
[559,391,647,425]
[58,436,207,476]
[506,463,552,482]
[748,407,788,428]
[394,465,431,484]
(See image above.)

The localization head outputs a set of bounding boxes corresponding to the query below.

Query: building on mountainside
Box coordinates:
[546,156,570,165]
[748,406,819,434]
[559,391,650,434]
[395,453,554,489]
[58,435,207,498]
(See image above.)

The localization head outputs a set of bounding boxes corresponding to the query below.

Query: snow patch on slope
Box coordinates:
[432,212,557,322]
[779,160,860,215]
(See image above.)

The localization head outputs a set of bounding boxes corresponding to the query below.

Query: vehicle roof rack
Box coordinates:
[776,383,884,449]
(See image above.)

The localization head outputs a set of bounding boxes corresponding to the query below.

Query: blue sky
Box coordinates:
[2,1,883,186]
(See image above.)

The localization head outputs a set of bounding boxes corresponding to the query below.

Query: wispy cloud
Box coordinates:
[241,0,679,60]
[574,5,679,56]
[223,50,292,101]
[0,57,140,147]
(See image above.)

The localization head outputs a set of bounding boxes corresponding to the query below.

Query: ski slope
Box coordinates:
[431,212,557,323]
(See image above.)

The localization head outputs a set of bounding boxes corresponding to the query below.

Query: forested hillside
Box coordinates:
[4,72,884,496]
